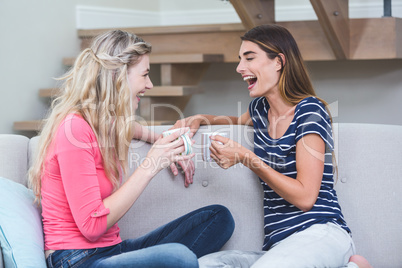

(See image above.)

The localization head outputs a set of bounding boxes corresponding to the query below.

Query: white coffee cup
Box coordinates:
[201,132,228,161]
[162,128,192,155]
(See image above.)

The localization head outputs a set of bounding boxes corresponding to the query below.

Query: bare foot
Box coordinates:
[349,255,373,268]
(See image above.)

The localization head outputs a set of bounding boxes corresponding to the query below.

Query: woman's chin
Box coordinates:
[132,101,139,111]
[249,90,259,98]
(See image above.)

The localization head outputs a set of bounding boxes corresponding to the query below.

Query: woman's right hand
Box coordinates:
[209,135,251,169]
[141,127,195,176]
[171,115,204,136]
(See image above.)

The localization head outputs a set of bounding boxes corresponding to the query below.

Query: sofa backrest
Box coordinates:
[119,124,265,251]
[333,123,402,267]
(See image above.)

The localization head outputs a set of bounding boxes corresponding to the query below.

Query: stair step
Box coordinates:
[39,86,202,98]
[144,86,202,96]
[14,119,173,131]
[77,23,245,38]
[13,121,43,131]
[39,88,59,97]
[63,53,223,67]
[150,54,223,64]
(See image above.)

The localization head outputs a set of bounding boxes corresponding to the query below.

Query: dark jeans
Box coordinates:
[46,204,235,268]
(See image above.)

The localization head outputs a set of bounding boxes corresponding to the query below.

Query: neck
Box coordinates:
[265,93,294,118]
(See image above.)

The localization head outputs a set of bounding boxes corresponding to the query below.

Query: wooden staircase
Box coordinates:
[14,52,224,132]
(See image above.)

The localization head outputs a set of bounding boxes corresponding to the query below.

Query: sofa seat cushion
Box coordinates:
[0,177,46,268]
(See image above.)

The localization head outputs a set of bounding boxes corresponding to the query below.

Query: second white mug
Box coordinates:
[201,132,228,161]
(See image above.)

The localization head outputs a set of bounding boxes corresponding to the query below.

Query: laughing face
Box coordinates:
[127,54,153,110]
[236,41,283,98]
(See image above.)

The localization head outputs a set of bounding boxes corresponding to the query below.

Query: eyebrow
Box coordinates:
[238,51,256,59]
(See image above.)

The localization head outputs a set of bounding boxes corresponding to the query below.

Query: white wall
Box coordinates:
[0,0,80,135]
[76,0,240,28]
[77,0,160,11]
[0,0,401,136]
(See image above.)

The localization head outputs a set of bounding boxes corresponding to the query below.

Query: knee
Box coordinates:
[167,243,198,268]
[211,205,235,234]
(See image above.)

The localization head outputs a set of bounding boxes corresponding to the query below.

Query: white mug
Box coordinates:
[162,128,192,155]
[201,132,228,161]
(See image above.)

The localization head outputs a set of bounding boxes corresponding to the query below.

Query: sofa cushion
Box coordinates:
[0,135,30,186]
[333,123,402,267]
[0,177,46,268]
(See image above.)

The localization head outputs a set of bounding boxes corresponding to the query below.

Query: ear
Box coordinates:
[276,53,286,71]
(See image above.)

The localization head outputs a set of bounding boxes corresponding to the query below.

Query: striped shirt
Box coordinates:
[249,96,350,250]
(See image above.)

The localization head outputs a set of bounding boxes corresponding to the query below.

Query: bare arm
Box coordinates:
[210,133,324,212]
[237,110,253,126]
[103,128,194,228]
[132,121,160,143]
[244,134,324,211]
[172,111,253,136]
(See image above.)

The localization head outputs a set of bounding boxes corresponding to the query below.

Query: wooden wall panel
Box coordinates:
[350,18,399,60]
[140,32,245,62]
[78,19,402,62]
[278,21,336,61]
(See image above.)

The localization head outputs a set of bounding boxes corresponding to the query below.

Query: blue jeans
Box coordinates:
[46,204,234,268]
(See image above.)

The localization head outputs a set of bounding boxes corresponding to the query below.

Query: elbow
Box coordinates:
[299,205,313,213]
[297,199,316,213]
[81,229,104,242]
[79,221,107,242]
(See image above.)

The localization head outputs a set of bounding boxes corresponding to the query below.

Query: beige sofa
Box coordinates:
[0,123,401,267]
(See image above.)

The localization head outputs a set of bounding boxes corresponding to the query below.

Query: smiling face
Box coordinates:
[127,54,153,110]
[236,41,283,98]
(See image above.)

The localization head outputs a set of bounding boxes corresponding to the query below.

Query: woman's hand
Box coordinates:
[104,128,194,229]
[167,131,195,187]
[170,159,195,188]
[209,135,250,169]
[142,128,195,176]
[171,115,204,136]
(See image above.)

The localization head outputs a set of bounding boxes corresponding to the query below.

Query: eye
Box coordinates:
[143,72,149,77]
[246,57,254,61]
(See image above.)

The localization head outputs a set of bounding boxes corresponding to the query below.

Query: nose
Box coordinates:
[147,76,153,89]
[236,60,244,74]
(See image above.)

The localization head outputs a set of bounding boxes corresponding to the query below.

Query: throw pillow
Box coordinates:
[0,177,46,268]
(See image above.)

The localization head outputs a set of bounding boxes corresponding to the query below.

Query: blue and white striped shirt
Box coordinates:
[249,96,350,250]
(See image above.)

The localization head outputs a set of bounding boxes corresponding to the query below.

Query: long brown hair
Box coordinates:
[29,30,152,202]
[241,24,337,175]
[241,24,330,110]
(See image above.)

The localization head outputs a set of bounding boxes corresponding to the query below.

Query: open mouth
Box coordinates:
[243,75,257,89]
[136,91,146,101]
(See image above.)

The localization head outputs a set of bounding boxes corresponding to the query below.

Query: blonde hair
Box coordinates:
[29,30,152,202]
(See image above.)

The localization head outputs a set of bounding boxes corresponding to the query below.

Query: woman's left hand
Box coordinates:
[209,135,248,169]
[170,159,195,188]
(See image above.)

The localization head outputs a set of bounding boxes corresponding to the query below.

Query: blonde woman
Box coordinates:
[29,30,234,268]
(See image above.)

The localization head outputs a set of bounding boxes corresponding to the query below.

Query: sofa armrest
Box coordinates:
[0,134,30,186]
